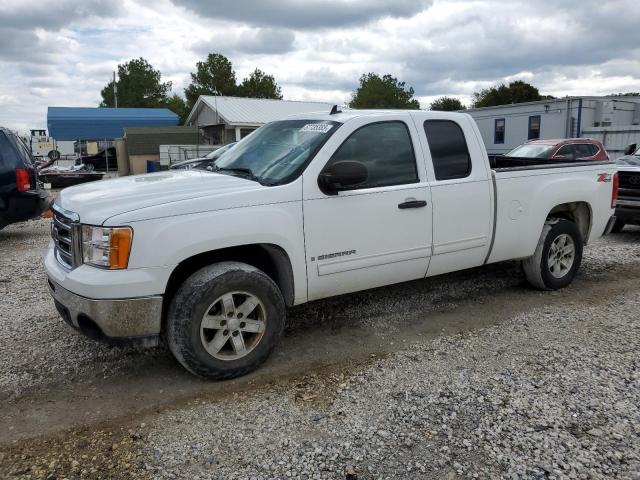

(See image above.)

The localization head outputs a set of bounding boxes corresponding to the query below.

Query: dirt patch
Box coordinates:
[1,423,149,480]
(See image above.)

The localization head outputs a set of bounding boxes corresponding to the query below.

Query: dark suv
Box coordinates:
[0,127,50,230]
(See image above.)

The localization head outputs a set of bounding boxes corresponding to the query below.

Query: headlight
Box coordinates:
[81,225,133,269]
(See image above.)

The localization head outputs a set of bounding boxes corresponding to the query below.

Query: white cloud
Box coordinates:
[0,0,638,131]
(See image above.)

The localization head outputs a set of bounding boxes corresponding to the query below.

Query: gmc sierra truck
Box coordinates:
[46,110,618,379]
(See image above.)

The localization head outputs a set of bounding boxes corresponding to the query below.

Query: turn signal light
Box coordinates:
[109,228,133,269]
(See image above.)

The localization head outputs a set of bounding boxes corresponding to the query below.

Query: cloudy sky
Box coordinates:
[1,0,639,132]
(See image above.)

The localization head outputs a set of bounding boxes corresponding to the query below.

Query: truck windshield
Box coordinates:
[506,144,555,158]
[204,142,235,159]
[213,120,341,185]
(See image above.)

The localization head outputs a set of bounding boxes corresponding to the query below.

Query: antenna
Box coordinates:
[330,105,341,115]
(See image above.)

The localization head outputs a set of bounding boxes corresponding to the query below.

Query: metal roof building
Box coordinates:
[47,107,179,141]
[185,96,335,144]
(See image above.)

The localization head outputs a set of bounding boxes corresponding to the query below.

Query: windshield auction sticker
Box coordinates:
[301,123,334,133]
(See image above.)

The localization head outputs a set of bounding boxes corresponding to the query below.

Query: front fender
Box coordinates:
[125,201,307,303]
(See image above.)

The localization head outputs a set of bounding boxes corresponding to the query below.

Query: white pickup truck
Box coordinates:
[46,110,618,379]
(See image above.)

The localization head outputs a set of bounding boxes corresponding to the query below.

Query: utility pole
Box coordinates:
[213,88,219,144]
[113,71,118,108]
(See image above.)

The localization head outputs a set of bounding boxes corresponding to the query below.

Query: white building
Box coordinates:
[185,96,336,144]
[466,96,640,159]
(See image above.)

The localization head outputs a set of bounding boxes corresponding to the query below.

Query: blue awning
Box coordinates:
[47,107,179,141]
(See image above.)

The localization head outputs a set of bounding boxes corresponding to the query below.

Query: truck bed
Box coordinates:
[487,159,617,266]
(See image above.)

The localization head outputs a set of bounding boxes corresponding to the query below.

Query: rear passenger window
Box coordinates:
[555,145,575,158]
[575,144,594,158]
[0,131,24,167]
[423,120,472,180]
[326,121,418,189]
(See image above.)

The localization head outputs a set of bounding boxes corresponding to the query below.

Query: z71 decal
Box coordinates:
[597,173,612,183]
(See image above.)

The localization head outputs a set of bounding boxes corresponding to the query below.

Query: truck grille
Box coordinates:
[52,209,80,269]
[618,172,640,198]
[619,172,640,189]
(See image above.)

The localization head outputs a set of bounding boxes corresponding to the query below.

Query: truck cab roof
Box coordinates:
[285,109,473,123]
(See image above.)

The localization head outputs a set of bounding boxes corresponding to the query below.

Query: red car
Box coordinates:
[506,138,609,161]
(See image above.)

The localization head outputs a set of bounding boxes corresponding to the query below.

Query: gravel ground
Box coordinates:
[142,291,640,480]
[1,218,640,479]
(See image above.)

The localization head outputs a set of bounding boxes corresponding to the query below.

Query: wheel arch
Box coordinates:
[547,201,592,243]
[162,243,295,332]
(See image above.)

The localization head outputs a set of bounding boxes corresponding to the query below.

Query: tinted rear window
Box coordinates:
[423,120,472,180]
[0,131,24,168]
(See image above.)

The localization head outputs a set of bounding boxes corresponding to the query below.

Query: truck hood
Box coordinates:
[55,170,265,225]
[616,155,640,167]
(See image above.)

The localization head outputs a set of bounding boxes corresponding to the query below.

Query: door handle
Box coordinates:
[398,200,427,209]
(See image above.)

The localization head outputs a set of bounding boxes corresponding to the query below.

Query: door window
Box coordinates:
[424,120,472,180]
[324,121,418,189]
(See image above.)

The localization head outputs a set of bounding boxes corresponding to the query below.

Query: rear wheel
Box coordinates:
[523,218,583,290]
[167,262,285,380]
[611,219,626,233]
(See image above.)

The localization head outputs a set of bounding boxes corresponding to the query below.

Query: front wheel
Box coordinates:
[523,218,583,290]
[167,262,285,380]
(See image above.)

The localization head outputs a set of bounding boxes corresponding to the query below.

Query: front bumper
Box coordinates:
[48,278,162,346]
[603,215,617,235]
[615,198,640,225]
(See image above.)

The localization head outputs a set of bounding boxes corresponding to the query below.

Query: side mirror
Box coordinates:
[624,143,637,156]
[318,160,368,195]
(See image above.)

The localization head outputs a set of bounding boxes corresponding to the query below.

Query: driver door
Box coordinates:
[302,114,433,301]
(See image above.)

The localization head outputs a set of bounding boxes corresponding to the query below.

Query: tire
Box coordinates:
[611,219,626,233]
[523,218,583,290]
[47,150,60,161]
[167,261,285,380]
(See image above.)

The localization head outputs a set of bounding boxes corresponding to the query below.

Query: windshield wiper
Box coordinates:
[214,166,262,184]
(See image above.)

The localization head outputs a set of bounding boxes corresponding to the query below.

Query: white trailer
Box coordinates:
[27,129,75,159]
[466,96,640,159]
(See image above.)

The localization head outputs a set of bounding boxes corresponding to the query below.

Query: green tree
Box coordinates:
[430,96,465,111]
[237,68,283,99]
[349,73,420,109]
[100,58,171,108]
[164,94,189,125]
[472,80,552,108]
[609,92,640,97]
[184,53,237,107]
